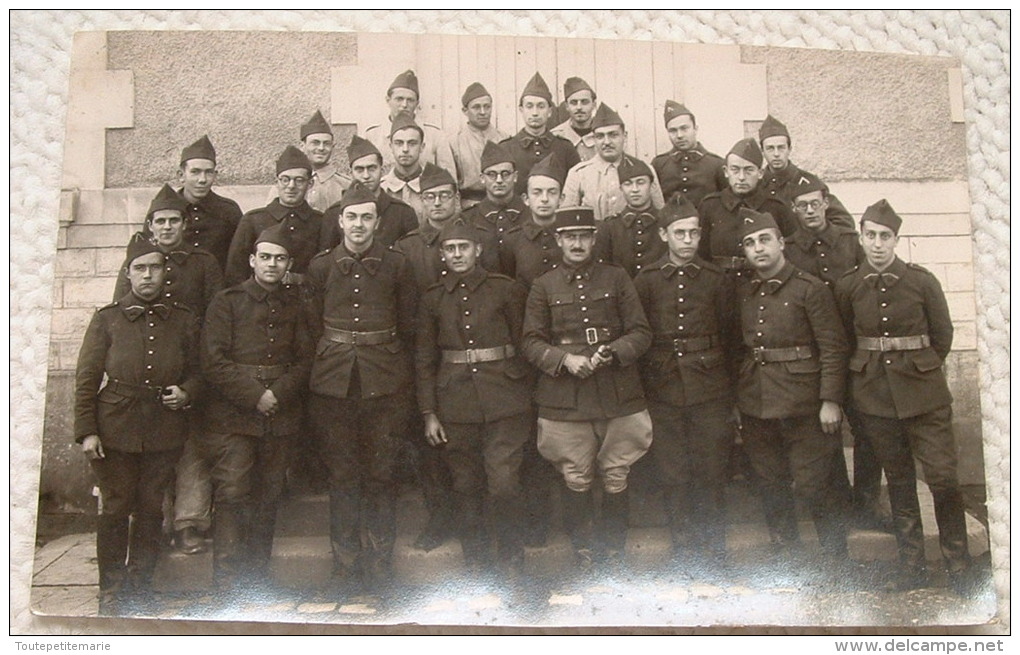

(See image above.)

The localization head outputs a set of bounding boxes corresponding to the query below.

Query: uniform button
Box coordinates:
[462,297,468,302]
[579,295,586,300]
[677,352,683,357]
[583,318,590,323]
[882,317,888,322]
[678,298,684,303]
[354,288,360,293]
[270,337,275,342]
[465,325,471,329]
[757,332,763,337]
[678,326,684,331]
[354,317,360,322]
[881,302,888,308]
[883,331,890,336]
[146,365,153,370]
[147,350,153,355]
[353,304,359,308]
[166,280,172,285]
[758,319,764,323]
[679,284,684,289]
[165,292,171,297]
[581,307,587,312]
[464,310,470,316]
[354,274,360,279]
[678,314,684,318]
[885,360,892,365]
[148,335,155,340]
[819,252,826,257]
[468,339,475,345]
[267,353,273,358]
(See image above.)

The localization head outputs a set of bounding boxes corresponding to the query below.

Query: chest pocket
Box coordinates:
[583,286,618,327]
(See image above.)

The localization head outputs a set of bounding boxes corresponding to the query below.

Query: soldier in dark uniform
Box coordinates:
[200,223,313,590]
[633,196,737,568]
[305,184,417,590]
[835,200,973,593]
[114,184,223,556]
[415,220,534,575]
[319,136,418,252]
[74,238,201,613]
[595,156,668,277]
[499,153,567,287]
[225,146,323,286]
[735,208,851,564]
[522,206,653,570]
[170,135,243,272]
[500,72,580,197]
[651,101,726,209]
[698,138,799,278]
[758,115,853,229]
[461,140,527,249]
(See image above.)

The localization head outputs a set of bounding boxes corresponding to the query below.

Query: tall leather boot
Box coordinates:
[886,482,928,590]
[931,488,972,591]
[600,489,630,566]
[328,488,362,585]
[212,502,249,592]
[126,513,165,607]
[96,514,130,615]
[363,489,397,589]
[561,488,594,570]
[491,496,525,576]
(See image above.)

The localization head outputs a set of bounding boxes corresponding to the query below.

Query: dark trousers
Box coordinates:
[648,397,732,559]
[311,392,408,575]
[847,405,885,519]
[856,407,970,574]
[740,413,849,556]
[442,412,531,564]
[90,447,181,592]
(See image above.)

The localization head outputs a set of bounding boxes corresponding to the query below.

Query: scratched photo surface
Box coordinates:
[18,15,1006,633]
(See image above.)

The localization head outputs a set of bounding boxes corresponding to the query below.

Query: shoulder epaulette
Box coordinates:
[701,259,725,275]
[310,248,333,262]
[171,302,196,315]
[97,301,119,312]
[906,262,934,275]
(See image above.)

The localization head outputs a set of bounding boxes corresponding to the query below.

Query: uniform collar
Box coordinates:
[750,261,796,294]
[656,255,703,278]
[419,221,445,246]
[381,170,421,194]
[767,161,802,185]
[268,198,315,222]
[164,242,194,263]
[523,217,556,240]
[120,292,170,320]
[620,207,658,228]
[241,277,285,302]
[721,185,766,212]
[335,240,384,275]
[442,264,487,292]
[313,162,338,182]
[793,221,840,249]
[671,142,707,160]
[477,196,523,219]
[559,258,596,281]
[517,129,551,149]
[862,257,907,287]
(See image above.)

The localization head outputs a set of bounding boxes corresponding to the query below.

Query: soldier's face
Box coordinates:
[792,190,829,233]
[390,128,424,169]
[441,238,481,274]
[249,242,292,287]
[566,90,596,128]
[660,216,701,265]
[741,228,785,276]
[276,167,312,207]
[621,175,653,210]
[594,125,626,163]
[340,201,379,248]
[463,96,493,130]
[526,176,562,220]
[556,229,597,265]
[148,210,185,249]
[724,154,762,195]
[350,154,383,193]
[387,88,419,119]
[301,133,334,168]
[860,220,900,270]
[666,114,698,151]
[481,163,516,201]
[178,158,217,200]
[126,252,166,301]
[519,96,552,131]
[762,136,791,171]
[423,184,459,224]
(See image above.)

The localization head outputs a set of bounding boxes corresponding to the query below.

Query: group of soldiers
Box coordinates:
[74,68,977,613]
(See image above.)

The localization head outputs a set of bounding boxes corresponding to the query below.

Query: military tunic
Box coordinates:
[595,207,668,277]
[166,189,242,272]
[462,196,527,249]
[651,143,726,208]
[697,186,799,266]
[112,243,223,319]
[264,163,353,214]
[785,223,864,289]
[498,217,562,286]
[562,155,666,222]
[762,162,854,229]
[500,129,581,196]
[394,221,501,293]
[364,120,457,177]
[319,189,418,252]
[225,199,323,286]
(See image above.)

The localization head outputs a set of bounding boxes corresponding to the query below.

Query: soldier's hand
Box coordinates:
[81,435,104,460]
[563,354,596,378]
[161,385,190,410]
[257,389,279,416]
[819,400,843,435]
[424,412,447,447]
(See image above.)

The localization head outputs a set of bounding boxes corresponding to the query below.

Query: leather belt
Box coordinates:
[106,379,165,400]
[656,335,719,354]
[323,326,397,345]
[857,334,931,352]
[751,345,815,363]
[555,326,613,346]
[441,345,515,364]
[235,363,290,381]
[713,255,748,270]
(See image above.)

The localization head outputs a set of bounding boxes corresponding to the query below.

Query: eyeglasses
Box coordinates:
[422,190,456,203]
[277,175,309,187]
[484,170,515,181]
[793,200,824,212]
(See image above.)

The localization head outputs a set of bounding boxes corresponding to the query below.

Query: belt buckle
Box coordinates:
[878,336,890,352]
[673,337,684,353]
[753,346,766,363]
[585,327,599,345]
[464,349,476,364]
[350,331,359,345]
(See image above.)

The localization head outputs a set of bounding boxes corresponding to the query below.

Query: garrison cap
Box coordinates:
[554,206,597,232]
[791,171,826,200]
[591,102,625,131]
[461,82,491,107]
[520,72,553,104]
[861,199,903,235]
[276,145,312,175]
[124,232,165,267]
[663,100,694,126]
[439,219,481,244]
[617,155,653,183]
[337,183,378,212]
[737,207,780,241]
[389,113,424,139]
[480,140,514,171]
[758,114,791,144]
[146,184,188,220]
[727,138,764,167]
[419,162,457,192]
[528,152,567,187]
[300,110,332,140]
[388,69,419,97]
[563,76,594,100]
[658,194,699,230]
[254,221,296,255]
[347,134,381,164]
[180,135,216,166]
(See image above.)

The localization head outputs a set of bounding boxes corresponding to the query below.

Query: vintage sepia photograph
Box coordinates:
[12,10,1008,636]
